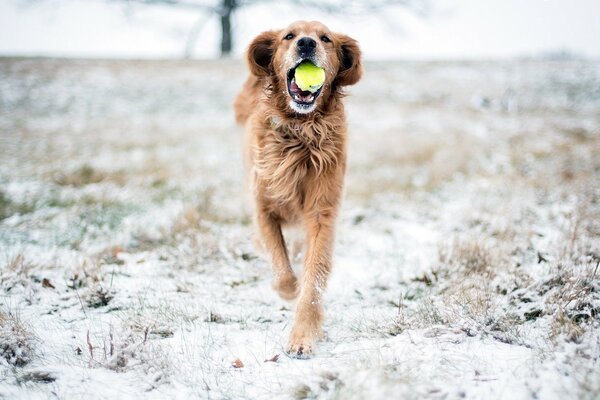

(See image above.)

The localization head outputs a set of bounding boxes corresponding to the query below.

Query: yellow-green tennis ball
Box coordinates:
[294,62,325,93]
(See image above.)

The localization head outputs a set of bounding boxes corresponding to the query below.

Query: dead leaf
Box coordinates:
[111,246,124,257]
[232,358,244,368]
[264,354,280,363]
[42,278,55,289]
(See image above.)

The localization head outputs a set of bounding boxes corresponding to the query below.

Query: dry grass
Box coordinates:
[0,309,37,367]
[1,58,599,399]
[544,261,599,344]
[386,212,598,347]
[52,164,126,187]
[0,191,35,220]
[80,324,173,390]
[439,238,499,277]
[1,253,38,293]
[346,125,483,202]
[125,298,199,339]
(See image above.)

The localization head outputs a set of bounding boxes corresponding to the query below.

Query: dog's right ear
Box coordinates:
[247,30,279,77]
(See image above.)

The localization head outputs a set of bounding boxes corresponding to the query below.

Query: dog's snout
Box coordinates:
[297,37,316,55]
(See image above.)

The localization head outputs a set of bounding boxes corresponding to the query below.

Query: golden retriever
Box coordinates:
[234,20,362,358]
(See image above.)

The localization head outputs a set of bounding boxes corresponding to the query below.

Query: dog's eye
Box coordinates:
[320,35,331,43]
[284,33,294,40]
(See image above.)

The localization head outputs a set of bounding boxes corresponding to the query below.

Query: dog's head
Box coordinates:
[246,20,362,115]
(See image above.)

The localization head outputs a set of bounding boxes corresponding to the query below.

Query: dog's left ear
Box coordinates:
[335,34,363,86]
[247,30,279,77]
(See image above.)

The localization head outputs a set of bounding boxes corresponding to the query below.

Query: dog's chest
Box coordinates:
[255,130,338,203]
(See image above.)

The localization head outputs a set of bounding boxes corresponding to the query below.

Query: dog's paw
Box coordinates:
[286,336,315,359]
[286,325,322,359]
[272,274,298,301]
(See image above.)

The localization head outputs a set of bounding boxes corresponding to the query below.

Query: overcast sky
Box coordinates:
[1,0,599,59]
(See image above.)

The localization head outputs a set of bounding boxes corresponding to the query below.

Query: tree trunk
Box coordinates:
[220,0,235,57]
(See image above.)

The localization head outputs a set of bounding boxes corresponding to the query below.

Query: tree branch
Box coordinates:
[116,0,218,13]
[290,0,430,17]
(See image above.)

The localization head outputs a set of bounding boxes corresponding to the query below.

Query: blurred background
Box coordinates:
[2,0,600,60]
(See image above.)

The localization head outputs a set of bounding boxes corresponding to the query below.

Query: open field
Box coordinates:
[0,57,599,399]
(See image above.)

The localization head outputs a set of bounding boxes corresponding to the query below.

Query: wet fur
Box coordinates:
[234,21,362,358]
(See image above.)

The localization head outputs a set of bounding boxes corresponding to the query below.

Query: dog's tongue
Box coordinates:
[290,81,311,96]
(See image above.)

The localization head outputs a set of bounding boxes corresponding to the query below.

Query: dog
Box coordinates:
[234,20,362,358]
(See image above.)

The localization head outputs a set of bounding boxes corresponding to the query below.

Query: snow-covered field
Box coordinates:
[1,57,599,399]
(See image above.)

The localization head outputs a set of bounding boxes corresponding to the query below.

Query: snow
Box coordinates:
[0,57,599,399]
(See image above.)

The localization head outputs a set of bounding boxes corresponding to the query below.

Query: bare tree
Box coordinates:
[117,0,430,57]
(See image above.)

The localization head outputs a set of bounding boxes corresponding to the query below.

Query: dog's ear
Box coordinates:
[247,30,279,77]
[335,34,362,87]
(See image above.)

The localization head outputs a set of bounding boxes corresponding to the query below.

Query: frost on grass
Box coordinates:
[91,326,172,388]
[1,58,599,399]
[1,254,36,293]
[0,309,37,367]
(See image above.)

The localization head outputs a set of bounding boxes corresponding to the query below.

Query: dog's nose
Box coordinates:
[297,37,316,55]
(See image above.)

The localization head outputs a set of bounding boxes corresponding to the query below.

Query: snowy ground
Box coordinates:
[0,57,599,399]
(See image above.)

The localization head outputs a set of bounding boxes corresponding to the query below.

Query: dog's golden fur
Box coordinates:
[234,21,362,357]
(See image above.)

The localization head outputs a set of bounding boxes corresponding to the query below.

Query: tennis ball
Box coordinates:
[294,62,325,93]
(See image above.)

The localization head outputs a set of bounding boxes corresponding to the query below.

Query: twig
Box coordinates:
[87,330,94,366]
[110,327,114,357]
[143,326,149,344]
[73,285,88,319]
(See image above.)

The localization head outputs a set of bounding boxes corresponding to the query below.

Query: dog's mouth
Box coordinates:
[287,60,323,107]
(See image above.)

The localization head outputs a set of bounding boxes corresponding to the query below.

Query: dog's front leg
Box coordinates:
[287,205,337,358]
[256,204,299,301]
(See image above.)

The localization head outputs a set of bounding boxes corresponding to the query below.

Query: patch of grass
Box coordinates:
[204,311,226,323]
[79,203,139,231]
[124,296,199,342]
[439,238,499,277]
[1,253,37,292]
[293,384,314,399]
[84,325,172,389]
[0,309,37,367]
[0,191,35,220]
[85,286,115,308]
[0,191,11,219]
[414,296,448,327]
[43,202,142,249]
[169,186,241,242]
[550,307,585,343]
[347,132,479,202]
[4,253,35,275]
[384,236,522,341]
[17,371,56,384]
[52,164,126,187]
[488,313,525,345]
[545,261,599,344]
[66,258,105,292]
